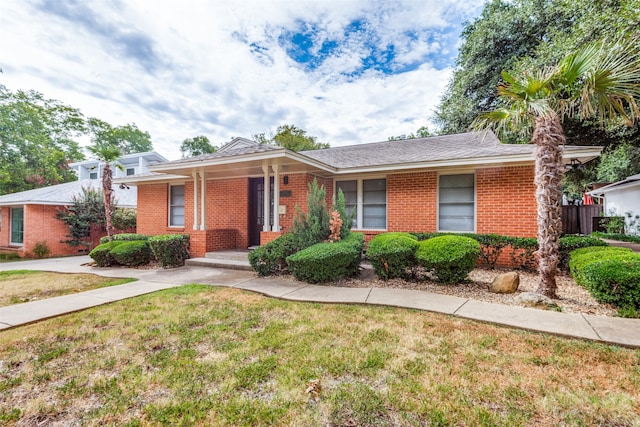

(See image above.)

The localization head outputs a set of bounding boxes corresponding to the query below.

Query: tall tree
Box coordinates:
[254,124,329,151]
[474,39,640,297]
[180,135,216,158]
[388,126,432,140]
[0,85,85,194]
[87,140,122,241]
[87,118,152,155]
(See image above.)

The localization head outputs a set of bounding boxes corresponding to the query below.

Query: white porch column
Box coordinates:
[262,162,271,232]
[272,163,280,232]
[192,171,199,230]
[199,169,206,230]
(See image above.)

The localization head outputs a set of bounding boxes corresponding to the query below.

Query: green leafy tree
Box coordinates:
[87,118,152,154]
[291,178,331,248]
[388,126,432,141]
[87,139,122,241]
[0,85,85,194]
[254,124,329,151]
[180,135,216,158]
[474,39,640,298]
[56,187,109,249]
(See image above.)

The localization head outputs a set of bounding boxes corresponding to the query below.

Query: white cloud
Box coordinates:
[0,0,484,159]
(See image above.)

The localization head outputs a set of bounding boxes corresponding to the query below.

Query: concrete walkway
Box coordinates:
[1,256,639,348]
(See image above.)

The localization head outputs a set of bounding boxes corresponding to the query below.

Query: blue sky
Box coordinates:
[0,0,485,159]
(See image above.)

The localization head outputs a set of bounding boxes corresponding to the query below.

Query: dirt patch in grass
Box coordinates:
[0,271,135,306]
[0,285,638,426]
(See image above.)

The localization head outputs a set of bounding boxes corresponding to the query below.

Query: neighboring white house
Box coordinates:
[69,151,169,181]
[588,173,640,234]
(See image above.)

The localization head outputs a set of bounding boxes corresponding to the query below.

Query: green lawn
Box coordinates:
[1,285,638,426]
[0,270,135,306]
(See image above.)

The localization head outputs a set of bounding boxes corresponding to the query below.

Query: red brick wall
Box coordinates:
[0,204,106,258]
[137,183,177,236]
[275,173,333,233]
[203,178,249,248]
[387,171,438,233]
[476,166,536,237]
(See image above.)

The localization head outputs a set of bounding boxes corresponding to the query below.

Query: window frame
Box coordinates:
[335,176,387,231]
[126,167,136,176]
[437,172,477,233]
[10,206,24,246]
[168,184,186,228]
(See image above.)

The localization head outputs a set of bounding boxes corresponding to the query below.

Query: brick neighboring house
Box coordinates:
[120,132,602,258]
[0,151,167,257]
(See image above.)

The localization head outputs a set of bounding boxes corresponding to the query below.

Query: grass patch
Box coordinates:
[0,285,638,426]
[0,270,135,307]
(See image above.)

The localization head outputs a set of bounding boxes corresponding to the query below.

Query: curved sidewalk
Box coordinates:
[1,256,639,348]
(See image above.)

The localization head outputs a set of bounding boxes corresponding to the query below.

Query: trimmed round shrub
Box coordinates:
[581,253,640,308]
[569,246,633,286]
[149,234,190,268]
[366,233,419,280]
[109,240,151,266]
[249,233,298,276]
[558,235,607,271]
[100,233,149,245]
[89,240,125,267]
[415,235,480,284]
[286,233,364,283]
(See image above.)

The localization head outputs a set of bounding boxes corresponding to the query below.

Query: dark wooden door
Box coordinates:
[248,178,274,247]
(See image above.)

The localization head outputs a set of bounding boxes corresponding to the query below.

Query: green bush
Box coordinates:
[592,232,640,244]
[569,246,633,285]
[248,233,299,276]
[89,241,125,267]
[366,233,419,280]
[112,208,137,231]
[558,235,607,271]
[286,233,364,283]
[581,254,640,309]
[415,235,480,284]
[100,233,149,245]
[149,234,190,268]
[109,240,151,266]
[32,241,50,259]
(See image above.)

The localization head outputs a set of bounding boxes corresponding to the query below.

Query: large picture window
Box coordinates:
[438,174,475,232]
[169,185,185,227]
[10,207,24,245]
[336,178,386,230]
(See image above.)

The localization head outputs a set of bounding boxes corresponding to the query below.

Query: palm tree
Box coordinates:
[87,142,122,241]
[474,39,640,298]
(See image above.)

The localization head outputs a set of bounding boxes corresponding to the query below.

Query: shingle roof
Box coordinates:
[166,144,282,165]
[300,132,516,168]
[0,179,137,207]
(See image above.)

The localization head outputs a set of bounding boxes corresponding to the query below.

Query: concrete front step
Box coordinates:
[204,250,251,261]
[185,257,253,271]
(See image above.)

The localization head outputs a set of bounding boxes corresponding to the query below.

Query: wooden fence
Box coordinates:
[561,205,603,235]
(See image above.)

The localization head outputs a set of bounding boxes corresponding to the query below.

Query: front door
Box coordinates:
[248,178,274,247]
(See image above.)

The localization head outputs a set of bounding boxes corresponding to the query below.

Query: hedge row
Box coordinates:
[411,232,606,271]
[90,233,189,268]
[286,233,365,283]
[570,246,640,309]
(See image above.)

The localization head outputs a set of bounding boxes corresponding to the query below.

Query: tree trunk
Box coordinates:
[103,164,114,241]
[532,114,565,298]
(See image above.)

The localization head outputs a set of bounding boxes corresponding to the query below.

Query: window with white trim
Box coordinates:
[126,167,135,176]
[169,185,185,227]
[438,173,475,232]
[336,178,386,230]
[89,172,98,179]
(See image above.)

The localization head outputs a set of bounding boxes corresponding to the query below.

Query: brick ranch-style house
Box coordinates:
[0,151,167,257]
[120,132,602,258]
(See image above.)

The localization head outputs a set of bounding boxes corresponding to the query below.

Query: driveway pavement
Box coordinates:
[1,256,639,348]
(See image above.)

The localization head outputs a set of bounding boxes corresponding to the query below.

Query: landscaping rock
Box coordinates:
[515,292,560,310]
[489,272,519,294]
